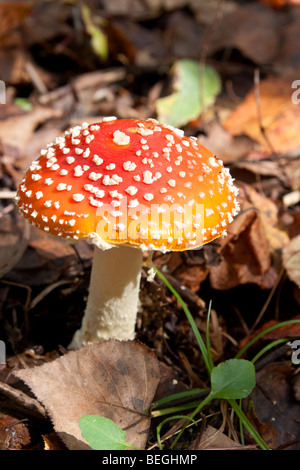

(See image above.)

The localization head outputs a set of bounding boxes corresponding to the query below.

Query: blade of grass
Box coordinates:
[154,267,212,374]
[205,300,215,372]
[251,338,288,364]
[238,398,245,446]
[228,399,270,450]
[235,320,300,359]
[169,392,213,449]
[153,265,274,451]
[151,400,208,418]
[150,388,207,410]
[156,415,198,450]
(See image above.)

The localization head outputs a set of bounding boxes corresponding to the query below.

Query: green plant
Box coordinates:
[154,268,300,449]
[155,59,221,128]
[153,268,266,450]
[79,266,300,450]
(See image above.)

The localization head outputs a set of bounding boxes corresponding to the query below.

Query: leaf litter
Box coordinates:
[14,340,160,450]
[0,0,300,451]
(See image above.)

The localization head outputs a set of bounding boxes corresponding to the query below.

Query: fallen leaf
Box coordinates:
[283,156,300,191]
[273,7,300,75]
[0,1,31,48]
[0,106,62,155]
[210,2,281,64]
[197,121,255,164]
[233,154,300,195]
[234,159,288,184]
[4,225,93,286]
[243,184,290,252]
[224,77,300,154]
[156,60,221,128]
[238,315,300,351]
[208,198,275,290]
[81,5,108,61]
[248,362,300,449]
[193,424,242,449]
[15,340,160,450]
[282,234,300,288]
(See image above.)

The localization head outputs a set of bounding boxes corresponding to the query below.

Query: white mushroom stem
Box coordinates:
[69,244,143,348]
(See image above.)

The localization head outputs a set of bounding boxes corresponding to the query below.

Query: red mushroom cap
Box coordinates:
[16,118,239,252]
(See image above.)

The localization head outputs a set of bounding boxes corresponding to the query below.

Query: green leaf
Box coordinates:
[79,415,136,450]
[81,6,108,61]
[15,97,33,111]
[210,359,256,400]
[156,59,221,128]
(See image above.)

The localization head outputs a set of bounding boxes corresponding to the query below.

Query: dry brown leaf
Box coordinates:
[215,183,291,287]
[0,106,62,156]
[283,157,300,191]
[282,234,300,288]
[193,424,242,450]
[274,10,300,76]
[243,184,290,252]
[234,159,288,183]
[0,1,31,48]
[197,121,255,164]
[209,213,274,290]
[5,225,93,287]
[208,192,275,290]
[209,2,281,64]
[224,77,300,154]
[239,315,300,352]
[249,362,300,449]
[15,340,160,450]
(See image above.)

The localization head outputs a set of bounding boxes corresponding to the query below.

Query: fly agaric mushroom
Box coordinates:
[16,117,239,348]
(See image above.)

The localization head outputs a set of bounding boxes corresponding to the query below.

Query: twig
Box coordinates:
[254,68,278,157]
[0,380,46,419]
[25,61,48,95]
[254,342,291,372]
[29,280,72,310]
[0,190,17,199]
[250,266,285,332]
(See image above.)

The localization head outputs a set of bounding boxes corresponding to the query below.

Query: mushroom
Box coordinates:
[16,117,240,348]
